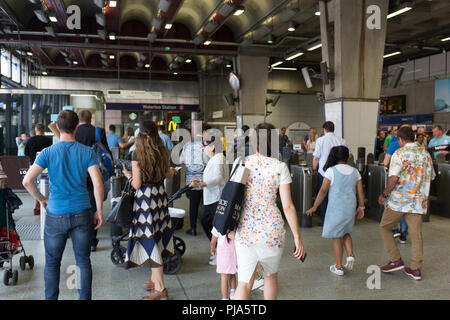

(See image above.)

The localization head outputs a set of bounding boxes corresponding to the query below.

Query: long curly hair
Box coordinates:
[134,120,169,183]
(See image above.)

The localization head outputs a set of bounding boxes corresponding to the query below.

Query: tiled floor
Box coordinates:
[2,192,450,300]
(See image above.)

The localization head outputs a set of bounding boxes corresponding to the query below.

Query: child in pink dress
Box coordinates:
[211,227,237,300]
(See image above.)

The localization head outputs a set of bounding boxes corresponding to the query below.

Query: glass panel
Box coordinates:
[11,55,20,83]
[1,48,11,78]
[21,63,28,86]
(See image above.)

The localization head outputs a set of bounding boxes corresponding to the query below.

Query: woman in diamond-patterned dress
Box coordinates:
[122,120,177,300]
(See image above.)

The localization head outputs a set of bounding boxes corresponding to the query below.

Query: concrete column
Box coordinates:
[237,55,269,128]
[319,0,388,156]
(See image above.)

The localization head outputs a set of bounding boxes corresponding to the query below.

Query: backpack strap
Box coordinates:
[95,126,100,144]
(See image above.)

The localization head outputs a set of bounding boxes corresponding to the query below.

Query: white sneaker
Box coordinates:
[229,289,235,300]
[252,277,264,291]
[221,297,230,300]
[209,255,216,266]
[344,255,355,270]
[330,264,344,276]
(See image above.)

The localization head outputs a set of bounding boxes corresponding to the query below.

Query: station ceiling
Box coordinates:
[0,0,448,80]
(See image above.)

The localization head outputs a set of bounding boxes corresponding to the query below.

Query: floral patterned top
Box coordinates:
[387,142,435,214]
[235,154,292,249]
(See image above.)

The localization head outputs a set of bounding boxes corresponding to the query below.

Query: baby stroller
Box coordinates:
[0,188,34,286]
[110,184,191,275]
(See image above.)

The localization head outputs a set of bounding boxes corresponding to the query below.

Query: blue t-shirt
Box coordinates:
[159,132,173,151]
[428,135,450,158]
[386,136,400,155]
[35,142,98,214]
[106,132,122,150]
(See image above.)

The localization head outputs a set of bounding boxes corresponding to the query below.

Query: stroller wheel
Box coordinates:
[11,270,18,286]
[3,269,11,286]
[19,256,26,271]
[163,250,182,275]
[110,246,126,265]
[27,256,34,270]
[173,236,186,256]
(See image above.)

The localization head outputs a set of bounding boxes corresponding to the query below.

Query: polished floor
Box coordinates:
[1,191,450,300]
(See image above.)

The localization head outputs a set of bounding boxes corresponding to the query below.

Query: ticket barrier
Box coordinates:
[366,164,388,222]
[290,165,313,228]
[430,163,450,218]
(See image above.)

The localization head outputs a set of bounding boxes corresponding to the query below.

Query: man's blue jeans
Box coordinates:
[317,173,328,224]
[393,216,408,236]
[44,209,93,300]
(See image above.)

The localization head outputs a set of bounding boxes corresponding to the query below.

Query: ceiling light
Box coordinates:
[165,23,173,30]
[109,0,117,7]
[307,43,322,51]
[159,0,172,12]
[93,0,104,8]
[45,26,56,37]
[27,52,33,56]
[234,5,245,16]
[173,72,178,75]
[315,11,320,16]
[109,33,116,40]
[152,18,163,30]
[186,58,192,63]
[383,51,401,58]
[42,71,48,76]
[49,15,58,23]
[145,64,150,68]
[273,67,297,71]
[441,36,450,42]
[73,61,78,65]
[267,34,274,44]
[204,21,219,33]
[387,6,412,19]
[285,50,304,60]
[204,40,211,45]
[288,21,296,32]
[271,61,283,67]
[96,13,105,26]
[109,55,115,59]
[218,3,235,16]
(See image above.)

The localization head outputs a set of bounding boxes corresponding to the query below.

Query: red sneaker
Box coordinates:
[404,267,422,280]
[381,259,404,273]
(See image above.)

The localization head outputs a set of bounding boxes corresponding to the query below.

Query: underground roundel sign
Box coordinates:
[228,72,240,91]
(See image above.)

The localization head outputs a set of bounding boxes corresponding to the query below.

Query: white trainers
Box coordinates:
[344,255,355,270]
[252,277,264,291]
[330,264,345,276]
[229,289,235,300]
[209,254,217,266]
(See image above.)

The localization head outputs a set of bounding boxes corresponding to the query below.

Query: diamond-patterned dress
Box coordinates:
[124,182,174,269]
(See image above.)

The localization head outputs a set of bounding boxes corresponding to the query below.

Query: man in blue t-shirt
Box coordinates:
[22,110,104,300]
[429,125,450,160]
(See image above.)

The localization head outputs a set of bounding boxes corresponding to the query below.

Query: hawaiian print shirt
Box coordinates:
[387,143,435,214]
[235,154,292,249]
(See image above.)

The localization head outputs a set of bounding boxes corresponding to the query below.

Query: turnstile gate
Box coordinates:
[366,164,388,222]
[430,163,450,218]
[290,165,313,228]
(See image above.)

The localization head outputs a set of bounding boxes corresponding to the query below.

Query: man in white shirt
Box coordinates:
[313,121,346,226]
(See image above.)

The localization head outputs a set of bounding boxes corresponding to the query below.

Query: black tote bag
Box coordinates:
[213,157,249,235]
[106,180,135,228]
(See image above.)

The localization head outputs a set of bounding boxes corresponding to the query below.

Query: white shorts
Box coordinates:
[235,242,284,284]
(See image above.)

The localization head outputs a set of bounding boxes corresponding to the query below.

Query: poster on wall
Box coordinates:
[435,78,450,112]
[324,101,343,139]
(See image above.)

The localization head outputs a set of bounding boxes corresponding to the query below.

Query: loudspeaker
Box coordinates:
[389,65,405,88]
[301,67,313,88]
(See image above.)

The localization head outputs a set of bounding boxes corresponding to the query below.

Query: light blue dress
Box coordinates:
[322,166,359,238]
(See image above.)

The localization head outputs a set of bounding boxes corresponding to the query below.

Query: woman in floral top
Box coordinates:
[232,123,306,300]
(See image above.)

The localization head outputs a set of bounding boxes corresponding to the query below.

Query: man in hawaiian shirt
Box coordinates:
[378,126,435,281]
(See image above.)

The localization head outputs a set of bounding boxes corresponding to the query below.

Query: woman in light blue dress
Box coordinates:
[306,146,365,276]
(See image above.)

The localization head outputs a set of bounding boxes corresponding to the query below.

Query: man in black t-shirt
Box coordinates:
[75,110,111,252]
[24,123,52,164]
[24,123,52,215]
